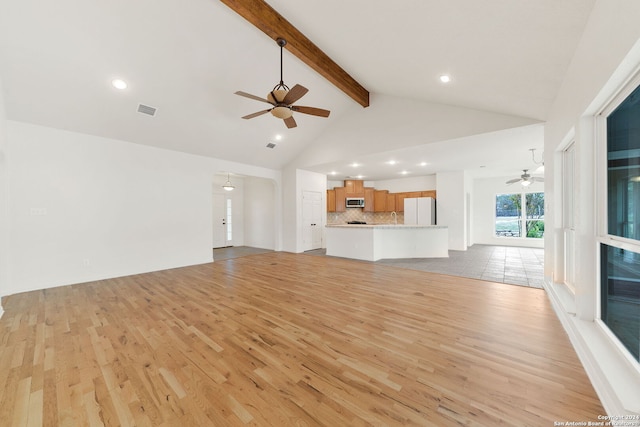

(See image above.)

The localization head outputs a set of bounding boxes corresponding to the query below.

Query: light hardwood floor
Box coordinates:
[0,252,604,426]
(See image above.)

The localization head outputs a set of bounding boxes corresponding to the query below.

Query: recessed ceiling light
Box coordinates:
[439,75,451,83]
[274,134,282,141]
[350,162,360,168]
[330,171,338,175]
[356,175,364,179]
[419,162,428,166]
[111,78,128,90]
[387,160,397,165]
[400,170,409,175]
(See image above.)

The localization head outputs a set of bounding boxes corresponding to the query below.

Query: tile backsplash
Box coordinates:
[327,210,404,224]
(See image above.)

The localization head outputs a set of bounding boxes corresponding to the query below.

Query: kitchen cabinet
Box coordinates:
[363,187,375,212]
[386,193,396,212]
[395,193,408,212]
[421,190,437,199]
[374,190,388,212]
[327,189,336,212]
[334,187,346,212]
[344,179,364,197]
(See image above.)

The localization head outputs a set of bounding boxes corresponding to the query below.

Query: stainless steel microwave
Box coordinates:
[346,197,365,208]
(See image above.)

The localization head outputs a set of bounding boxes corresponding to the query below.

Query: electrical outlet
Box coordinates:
[30,208,47,216]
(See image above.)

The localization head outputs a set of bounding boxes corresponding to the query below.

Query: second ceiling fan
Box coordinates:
[235,38,330,129]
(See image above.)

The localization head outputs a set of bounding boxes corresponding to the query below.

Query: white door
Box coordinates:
[212,194,229,248]
[302,191,323,251]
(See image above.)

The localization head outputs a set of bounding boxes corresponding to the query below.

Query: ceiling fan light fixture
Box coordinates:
[271,106,293,119]
[521,179,532,187]
[222,173,235,191]
[234,38,330,128]
[267,89,288,103]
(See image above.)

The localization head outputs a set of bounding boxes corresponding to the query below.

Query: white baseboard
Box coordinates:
[544,279,640,419]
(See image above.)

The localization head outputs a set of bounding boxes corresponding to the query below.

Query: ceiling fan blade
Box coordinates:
[241,109,272,119]
[284,116,297,129]
[235,91,274,105]
[282,84,308,105]
[532,177,545,183]
[292,106,331,117]
[505,178,521,184]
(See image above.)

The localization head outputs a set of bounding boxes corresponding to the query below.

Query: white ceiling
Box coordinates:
[0,0,595,181]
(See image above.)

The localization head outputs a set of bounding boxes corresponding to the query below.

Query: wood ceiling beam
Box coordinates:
[220,0,370,108]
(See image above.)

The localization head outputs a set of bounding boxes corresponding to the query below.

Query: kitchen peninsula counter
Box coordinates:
[325,224,448,261]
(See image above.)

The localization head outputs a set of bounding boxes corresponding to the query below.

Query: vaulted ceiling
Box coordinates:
[0,0,595,180]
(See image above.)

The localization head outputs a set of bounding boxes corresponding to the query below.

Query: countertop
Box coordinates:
[326,223,447,229]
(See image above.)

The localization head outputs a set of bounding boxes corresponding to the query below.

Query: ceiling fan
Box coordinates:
[234,38,330,129]
[505,169,544,187]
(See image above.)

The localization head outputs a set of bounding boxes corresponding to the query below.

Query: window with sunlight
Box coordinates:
[495,193,544,238]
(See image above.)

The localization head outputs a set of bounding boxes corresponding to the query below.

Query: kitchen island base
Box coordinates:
[325,224,448,261]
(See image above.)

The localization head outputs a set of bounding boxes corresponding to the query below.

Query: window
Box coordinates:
[607,83,640,242]
[226,198,233,242]
[600,81,640,363]
[495,192,544,238]
[600,244,640,361]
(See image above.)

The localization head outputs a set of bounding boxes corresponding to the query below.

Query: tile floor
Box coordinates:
[376,244,545,288]
[216,245,545,289]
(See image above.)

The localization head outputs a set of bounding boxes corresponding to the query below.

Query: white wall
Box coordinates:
[290,93,539,171]
[371,175,436,193]
[0,76,7,317]
[544,0,640,416]
[327,176,435,193]
[281,166,297,252]
[4,121,283,297]
[282,167,327,253]
[436,171,467,250]
[243,177,276,250]
[473,176,544,248]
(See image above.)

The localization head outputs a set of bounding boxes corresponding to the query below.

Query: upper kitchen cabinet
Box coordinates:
[374,190,388,212]
[363,187,375,212]
[386,193,396,212]
[334,187,346,212]
[344,180,364,197]
[327,189,336,212]
[421,190,437,199]
[395,193,408,212]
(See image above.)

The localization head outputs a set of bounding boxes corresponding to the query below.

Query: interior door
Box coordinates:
[212,194,228,248]
[303,191,323,251]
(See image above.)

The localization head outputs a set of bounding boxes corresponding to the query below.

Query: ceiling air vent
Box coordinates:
[266,142,276,149]
[137,104,157,116]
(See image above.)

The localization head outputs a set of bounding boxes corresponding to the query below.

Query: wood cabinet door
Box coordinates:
[386,193,396,212]
[334,187,346,212]
[327,189,336,212]
[363,187,375,212]
[344,179,364,197]
[344,180,355,194]
[396,193,408,212]
[374,190,388,212]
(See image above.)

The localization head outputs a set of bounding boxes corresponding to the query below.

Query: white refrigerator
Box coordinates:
[404,197,435,225]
